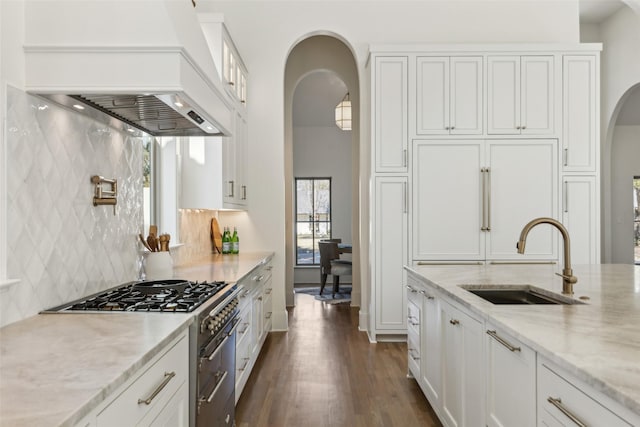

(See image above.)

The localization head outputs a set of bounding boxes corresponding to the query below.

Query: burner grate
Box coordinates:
[58,280,228,313]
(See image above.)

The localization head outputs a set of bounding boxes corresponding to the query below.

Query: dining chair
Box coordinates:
[318,240,352,297]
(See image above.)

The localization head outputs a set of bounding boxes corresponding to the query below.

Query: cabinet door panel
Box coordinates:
[486,324,536,427]
[563,55,597,172]
[562,176,599,264]
[416,57,449,135]
[521,56,554,135]
[375,57,408,172]
[412,141,484,260]
[486,140,558,260]
[450,57,483,135]
[421,288,441,408]
[441,300,484,427]
[374,177,408,330]
[488,56,520,135]
[413,141,484,260]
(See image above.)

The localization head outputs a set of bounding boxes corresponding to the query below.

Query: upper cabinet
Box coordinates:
[373,56,408,173]
[416,56,483,136]
[487,55,554,135]
[223,37,248,108]
[563,55,598,172]
[181,14,249,210]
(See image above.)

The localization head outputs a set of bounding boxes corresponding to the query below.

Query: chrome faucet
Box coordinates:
[516,217,578,294]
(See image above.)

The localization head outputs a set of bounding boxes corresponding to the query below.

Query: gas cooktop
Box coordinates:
[45,279,230,313]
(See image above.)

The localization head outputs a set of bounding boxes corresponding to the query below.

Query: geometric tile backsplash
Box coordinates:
[0,86,143,327]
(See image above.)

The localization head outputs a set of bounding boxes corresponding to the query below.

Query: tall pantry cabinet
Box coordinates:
[368,45,601,342]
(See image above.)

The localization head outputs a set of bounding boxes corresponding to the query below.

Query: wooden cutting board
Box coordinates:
[211,217,222,254]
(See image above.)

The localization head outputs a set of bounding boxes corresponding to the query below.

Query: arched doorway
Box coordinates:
[605,84,640,263]
[283,34,361,308]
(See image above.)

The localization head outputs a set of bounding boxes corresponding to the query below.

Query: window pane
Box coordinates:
[142,137,152,235]
[296,223,314,265]
[296,179,313,217]
[315,179,330,219]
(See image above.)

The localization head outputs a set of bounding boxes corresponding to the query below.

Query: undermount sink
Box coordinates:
[459,285,585,305]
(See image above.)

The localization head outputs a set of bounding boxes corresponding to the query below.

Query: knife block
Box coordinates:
[144,252,174,280]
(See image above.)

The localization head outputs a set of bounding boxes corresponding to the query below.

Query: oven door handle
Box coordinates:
[198,370,229,414]
[206,371,228,404]
[205,317,241,362]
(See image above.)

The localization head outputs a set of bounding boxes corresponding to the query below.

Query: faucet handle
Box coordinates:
[555,272,578,284]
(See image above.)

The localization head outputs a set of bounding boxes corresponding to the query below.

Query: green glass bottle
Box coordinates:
[231,227,239,254]
[222,226,231,254]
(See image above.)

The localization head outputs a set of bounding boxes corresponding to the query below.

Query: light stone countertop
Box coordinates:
[405,263,640,417]
[0,251,274,427]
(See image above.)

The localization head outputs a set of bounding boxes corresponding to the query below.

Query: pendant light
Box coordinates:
[335,93,352,131]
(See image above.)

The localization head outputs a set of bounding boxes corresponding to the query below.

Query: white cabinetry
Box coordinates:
[440,299,484,427]
[84,331,189,427]
[488,56,554,135]
[562,55,597,172]
[182,15,248,210]
[372,177,408,336]
[562,176,599,264]
[419,282,441,408]
[234,258,273,402]
[406,284,422,378]
[538,359,636,427]
[416,56,482,135]
[374,56,408,173]
[412,139,558,261]
[223,109,248,207]
[485,323,536,427]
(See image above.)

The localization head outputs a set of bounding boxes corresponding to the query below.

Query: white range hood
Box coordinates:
[23,0,232,137]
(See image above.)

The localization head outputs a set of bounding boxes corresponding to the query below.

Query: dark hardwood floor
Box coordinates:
[235,293,442,427]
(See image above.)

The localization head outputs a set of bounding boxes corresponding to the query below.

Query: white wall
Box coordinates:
[198,0,580,331]
[611,126,640,264]
[293,125,352,284]
[595,6,640,262]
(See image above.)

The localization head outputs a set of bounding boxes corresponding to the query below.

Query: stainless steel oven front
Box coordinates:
[191,287,240,427]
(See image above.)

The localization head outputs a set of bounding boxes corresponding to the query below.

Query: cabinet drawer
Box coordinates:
[406,282,422,306]
[263,290,273,332]
[97,333,188,426]
[237,285,252,311]
[236,306,252,349]
[407,299,420,335]
[407,333,421,378]
[538,363,632,427]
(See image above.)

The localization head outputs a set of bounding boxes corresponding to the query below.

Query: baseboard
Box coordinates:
[271,309,289,331]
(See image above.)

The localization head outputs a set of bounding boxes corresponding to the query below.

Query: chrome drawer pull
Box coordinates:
[487,330,521,352]
[405,285,417,293]
[238,357,250,371]
[138,371,176,405]
[419,290,435,300]
[408,349,420,361]
[547,397,587,427]
[449,319,460,325]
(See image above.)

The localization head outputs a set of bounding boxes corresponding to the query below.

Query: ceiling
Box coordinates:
[579,0,625,23]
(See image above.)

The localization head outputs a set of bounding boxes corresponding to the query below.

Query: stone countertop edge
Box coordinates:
[404,263,640,417]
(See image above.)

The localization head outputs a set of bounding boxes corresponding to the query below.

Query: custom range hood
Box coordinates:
[23,0,232,137]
